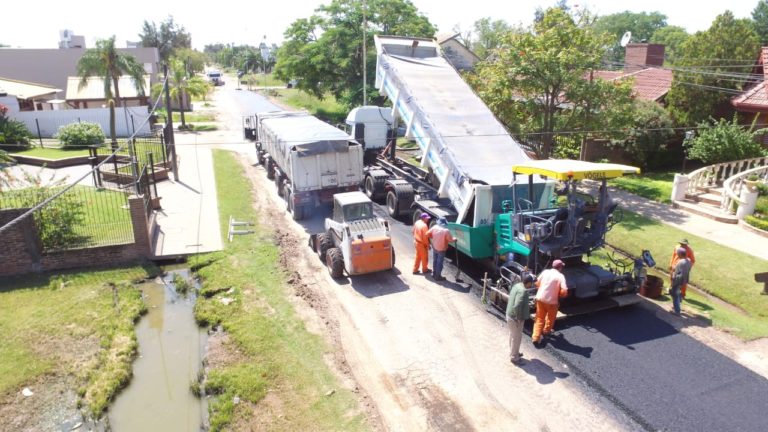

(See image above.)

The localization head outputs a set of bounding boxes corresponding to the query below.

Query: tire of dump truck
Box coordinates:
[364,174,385,202]
[316,233,333,261]
[275,174,285,197]
[386,190,400,218]
[326,247,345,278]
[266,158,275,180]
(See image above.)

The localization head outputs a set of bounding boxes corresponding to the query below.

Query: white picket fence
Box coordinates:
[13,107,153,138]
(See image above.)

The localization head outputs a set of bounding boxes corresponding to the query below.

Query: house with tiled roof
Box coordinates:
[593,43,673,103]
[731,47,768,120]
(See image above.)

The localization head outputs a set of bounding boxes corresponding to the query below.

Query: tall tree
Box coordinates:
[153,59,210,130]
[649,25,689,65]
[139,16,192,63]
[468,18,514,60]
[77,36,146,147]
[274,0,435,108]
[752,0,768,45]
[667,11,760,126]
[469,8,635,158]
[593,11,668,65]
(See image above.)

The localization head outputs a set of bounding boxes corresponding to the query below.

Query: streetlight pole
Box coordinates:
[362,0,367,106]
[262,35,267,90]
[682,130,694,174]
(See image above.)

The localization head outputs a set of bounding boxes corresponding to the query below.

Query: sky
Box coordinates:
[1,0,760,50]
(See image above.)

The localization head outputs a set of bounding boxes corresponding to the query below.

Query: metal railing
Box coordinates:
[0,176,133,251]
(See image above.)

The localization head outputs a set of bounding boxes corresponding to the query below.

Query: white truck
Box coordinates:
[251,111,365,220]
[206,69,224,86]
[310,191,395,278]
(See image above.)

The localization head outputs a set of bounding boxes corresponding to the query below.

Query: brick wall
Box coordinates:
[0,197,154,277]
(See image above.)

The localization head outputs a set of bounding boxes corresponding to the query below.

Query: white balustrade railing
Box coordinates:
[722,165,768,214]
[686,156,768,197]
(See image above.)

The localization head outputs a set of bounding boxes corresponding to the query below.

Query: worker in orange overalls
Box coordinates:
[412,213,431,274]
[532,260,568,345]
[668,239,695,298]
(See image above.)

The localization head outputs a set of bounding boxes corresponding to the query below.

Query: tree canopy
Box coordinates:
[593,11,668,64]
[139,16,192,63]
[77,36,146,146]
[466,18,514,60]
[666,11,760,126]
[273,0,435,108]
[752,0,768,45]
[469,8,635,158]
[649,25,689,65]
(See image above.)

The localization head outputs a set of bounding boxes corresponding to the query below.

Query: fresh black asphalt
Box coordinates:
[538,304,768,432]
[238,89,768,432]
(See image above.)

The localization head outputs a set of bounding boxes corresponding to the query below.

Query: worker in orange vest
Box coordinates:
[532,260,568,345]
[412,213,431,275]
[668,239,695,298]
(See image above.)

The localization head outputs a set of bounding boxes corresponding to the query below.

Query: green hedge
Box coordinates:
[745,215,768,231]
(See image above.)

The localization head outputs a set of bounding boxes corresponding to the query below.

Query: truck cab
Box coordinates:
[206,70,224,86]
[345,106,395,164]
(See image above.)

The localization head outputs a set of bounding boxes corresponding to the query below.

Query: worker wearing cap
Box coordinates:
[670,248,692,315]
[427,217,455,281]
[412,213,431,274]
[532,260,568,345]
[507,273,534,365]
[669,239,695,298]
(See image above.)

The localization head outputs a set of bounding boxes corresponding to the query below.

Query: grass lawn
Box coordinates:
[10,146,90,159]
[173,112,216,123]
[609,171,675,203]
[270,89,348,124]
[73,186,133,246]
[188,150,367,431]
[605,210,768,340]
[0,265,159,415]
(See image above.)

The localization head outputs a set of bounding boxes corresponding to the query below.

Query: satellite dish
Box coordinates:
[620,31,632,47]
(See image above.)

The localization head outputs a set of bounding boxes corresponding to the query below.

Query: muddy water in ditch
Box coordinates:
[108,270,207,431]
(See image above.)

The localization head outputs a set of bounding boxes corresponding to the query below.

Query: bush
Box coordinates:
[745,215,768,231]
[687,116,767,164]
[55,122,105,148]
[0,103,33,150]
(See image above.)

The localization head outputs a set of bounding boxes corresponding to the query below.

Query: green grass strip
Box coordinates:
[189,150,367,431]
[606,210,768,339]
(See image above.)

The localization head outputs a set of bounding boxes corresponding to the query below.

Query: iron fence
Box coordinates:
[0,177,134,252]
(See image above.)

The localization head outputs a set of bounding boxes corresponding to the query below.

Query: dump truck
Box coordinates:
[347,36,650,312]
[248,111,364,220]
[309,191,395,278]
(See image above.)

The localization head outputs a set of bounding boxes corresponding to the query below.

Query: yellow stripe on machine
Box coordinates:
[512,160,641,181]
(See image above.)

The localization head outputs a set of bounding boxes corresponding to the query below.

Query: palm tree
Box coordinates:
[164,59,211,130]
[77,36,146,147]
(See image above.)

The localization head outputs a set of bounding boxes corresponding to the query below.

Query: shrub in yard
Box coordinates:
[687,115,768,164]
[55,122,105,148]
[0,103,33,150]
[745,215,768,231]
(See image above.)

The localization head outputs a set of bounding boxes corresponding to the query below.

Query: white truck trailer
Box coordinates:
[253,111,364,220]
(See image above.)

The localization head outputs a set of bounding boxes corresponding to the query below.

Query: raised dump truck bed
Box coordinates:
[373,35,534,226]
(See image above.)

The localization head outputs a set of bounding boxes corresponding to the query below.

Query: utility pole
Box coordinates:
[163,63,179,181]
[362,0,367,106]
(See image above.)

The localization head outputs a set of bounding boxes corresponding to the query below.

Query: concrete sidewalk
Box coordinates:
[595,183,768,261]
[151,135,223,258]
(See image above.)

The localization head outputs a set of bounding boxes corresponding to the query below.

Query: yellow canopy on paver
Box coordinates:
[512,160,641,181]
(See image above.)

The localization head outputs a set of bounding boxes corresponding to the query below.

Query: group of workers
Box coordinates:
[412,212,455,281]
[411,212,696,367]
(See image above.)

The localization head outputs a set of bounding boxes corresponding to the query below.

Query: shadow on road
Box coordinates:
[348,271,410,298]
[546,333,594,358]
[520,358,570,384]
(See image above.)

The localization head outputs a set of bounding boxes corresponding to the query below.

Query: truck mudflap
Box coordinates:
[348,236,393,275]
